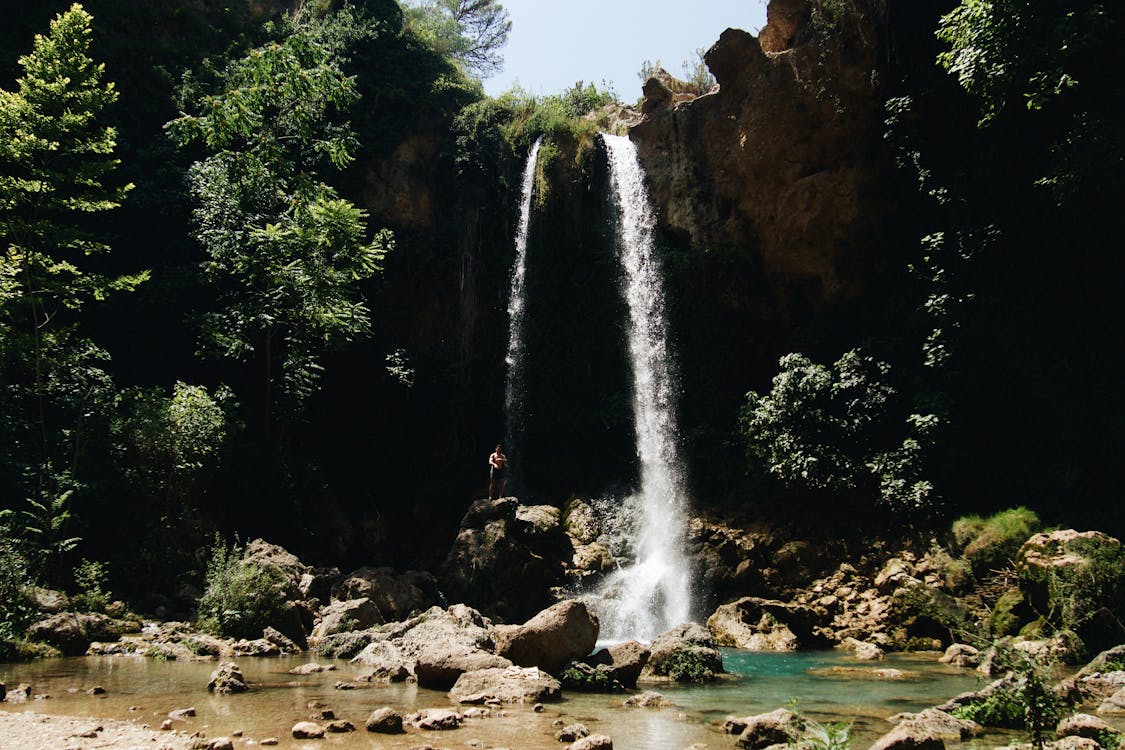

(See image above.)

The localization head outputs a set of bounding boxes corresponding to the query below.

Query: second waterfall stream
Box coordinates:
[593,133,693,643]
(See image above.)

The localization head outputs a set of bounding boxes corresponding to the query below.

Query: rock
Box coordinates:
[314,628,382,659]
[559,660,623,693]
[602,641,650,688]
[207,662,248,694]
[205,738,235,750]
[562,500,599,544]
[493,599,599,674]
[556,723,590,742]
[734,708,802,749]
[289,662,336,675]
[26,612,126,656]
[0,680,4,702]
[809,666,911,680]
[244,539,308,595]
[28,587,70,614]
[875,558,919,595]
[395,604,496,659]
[317,709,335,720]
[365,707,405,734]
[572,543,614,575]
[160,719,173,730]
[869,723,946,750]
[1079,645,1125,677]
[299,565,342,602]
[1053,738,1102,750]
[232,638,279,657]
[707,598,802,651]
[333,680,359,690]
[331,566,440,621]
[415,645,512,690]
[86,685,106,695]
[5,683,31,703]
[441,497,572,622]
[408,708,463,730]
[291,721,325,739]
[326,719,355,733]
[569,736,613,750]
[842,637,884,661]
[449,666,562,704]
[168,707,196,719]
[641,623,724,682]
[1098,688,1125,714]
[260,739,279,746]
[886,709,982,740]
[182,633,230,657]
[1056,713,1114,739]
[623,691,674,708]
[939,643,980,668]
[351,639,412,682]
[311,597,383,641]
[262,626,300,653]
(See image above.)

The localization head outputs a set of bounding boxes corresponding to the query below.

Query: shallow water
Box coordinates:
[0,650,993,749]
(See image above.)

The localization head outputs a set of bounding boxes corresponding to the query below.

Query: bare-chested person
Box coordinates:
[488,444,508,499]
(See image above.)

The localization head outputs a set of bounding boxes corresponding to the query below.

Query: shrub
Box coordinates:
[953,507,1041,575]
[0,532,39,660]
[659,648,717,682]
[990,588,1030,637]
[72,558,111,613]
[196,535,288,640]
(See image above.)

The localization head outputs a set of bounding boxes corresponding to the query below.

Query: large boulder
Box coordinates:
[641,623,724,682]
[493,599,599,674]
[869,723,946,750]
[208,662,248,694]
[441,497,573,622]
[407,708,463,730]
[577,640,651,689]
[707,597,823,650]
[243,539,308,598]
[885,709,982,741]
[414,645,512,690]
[394,604,495,659]
[27,612,126,656]
[310,598,383,641]
[350,640,412,682]
[734,708,802,749]
[448,666,562,704]
[365,707,404,733]
[330,567,440,621]
[1056,713,1115,740]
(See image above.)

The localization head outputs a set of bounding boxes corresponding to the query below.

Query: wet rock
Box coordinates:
[351,639,412,682]
[441,497,571,622]
[232,638,279,657]
[841,637,884,661]
[333,680,359,690]
[809,666,911,680]
[556,723,590,742]
[366,707,405,734]
[5,683,31,703]
[885,709,982,740]
[641,623,724,682]
[601,641,650,688]
[160,719,173,730]
[734,708,802,749]
[326,719,355,733]
[415,645,512,690]
[262,626,299,653]
[26,612,126,656]
[569,736,613,750]
[493,599,599,674]
[1053,737,1102,750]
[558,660,623,693]
[289,662,336,675]
[168,707,196,719]
[1056,713,1114,740]
[408,708,463,730]
[291,721,325,739]
[311,597,383,641]
[449,666,562,704]
[869,723,946,750]
[1098,688,1125,714]
[317,709,335,720]
[260,739,279,746]
[332,566,440,621]
[939,643,980,668]
[207,662,248,694]
[314,628,382,659]
[86,685,106,695]
[708,597,823,651]
[205,738,235,750]
[182,633,230,658]
[623,691,674,708]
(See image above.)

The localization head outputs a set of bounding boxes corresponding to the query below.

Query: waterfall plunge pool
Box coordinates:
[0,650,997,749]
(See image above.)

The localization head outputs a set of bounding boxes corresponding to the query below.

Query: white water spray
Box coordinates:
[503,138,542,462]
[594,133,692,642]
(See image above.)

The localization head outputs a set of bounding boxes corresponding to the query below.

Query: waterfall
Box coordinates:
[503,138,542,472]
[594,133,692,642]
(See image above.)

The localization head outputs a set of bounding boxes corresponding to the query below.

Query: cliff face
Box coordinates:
[630,0,890,309]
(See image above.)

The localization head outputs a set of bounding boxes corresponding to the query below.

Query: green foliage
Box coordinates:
[741,350,937,513]
[990,588,1029,637]
[71,557,110,613]
[0,527,39,659]
[951,683,1027,728]
[167,7,393,433]
[403,0,511,78]
[793,719,852,750]
[196,535,288,640]
[952,648,1065,746]
[658,649,716,682]
[680,48,717,95]
[954,507,1042,575]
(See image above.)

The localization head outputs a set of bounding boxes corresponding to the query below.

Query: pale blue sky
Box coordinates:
[483,1,769,98]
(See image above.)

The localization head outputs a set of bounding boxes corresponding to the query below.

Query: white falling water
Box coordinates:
[594,133,692,643]
[503,138,542,464]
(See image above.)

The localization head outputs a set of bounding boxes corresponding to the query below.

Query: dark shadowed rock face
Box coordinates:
[630,0,891,314]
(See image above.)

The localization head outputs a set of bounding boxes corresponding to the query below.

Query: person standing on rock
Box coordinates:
[488,443,508,499]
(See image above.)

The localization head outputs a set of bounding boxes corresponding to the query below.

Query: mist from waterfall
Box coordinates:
[593,133,692,642]
[502,138,542,474]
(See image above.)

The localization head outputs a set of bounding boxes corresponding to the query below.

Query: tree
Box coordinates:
[166,8,393,440]
[0,4,143,517]
[403,0,511,78]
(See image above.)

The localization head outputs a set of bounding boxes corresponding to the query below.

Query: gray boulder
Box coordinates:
[232,638,279,657]
[408,708,463,730]
[623,691,674,708]
[448,666,562,704]
[365,707,404,734]
[869,724,945,750]
[351,640,412,682]
[415,645,512,690]
[207,662,248,694]
[27,612,125,656]
[641,622,724,682]
[885,709,982,740]
[396,604,495,658]
[262,626,300,653]
[707,597,821,651]
[331,566,440,621]
[493,599,599,674]
[734,708,802,749]
[1098,688,1125,714]
[939,643,980,668]
[1056,713,1114,740]
[291,721,324,739]
[569,736,613,750]
[313,628,382,659]
[311,597,382,641]
[556,723,590,741]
